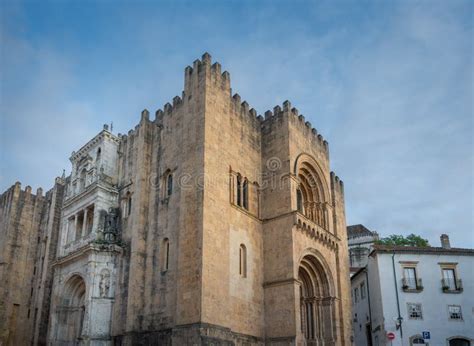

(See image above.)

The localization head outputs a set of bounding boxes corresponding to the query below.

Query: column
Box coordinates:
[322,203,328,230]
[300,301,306,335]
[304,202,310,218]
[82,209,88,238]
[74,215,79,241]
[316,298,323,341]
[310,202,316,221]
[322,297,334,341]
[315,203,321,225]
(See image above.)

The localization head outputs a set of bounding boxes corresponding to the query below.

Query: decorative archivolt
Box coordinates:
[62,274,87,306]
[294,154,331,229]
[300,256,333,297]
[297,249,335,297]
[298,252,336,341]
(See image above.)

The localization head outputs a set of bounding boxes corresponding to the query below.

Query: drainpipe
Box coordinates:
[365,268,373,344]
[392,252,403,339]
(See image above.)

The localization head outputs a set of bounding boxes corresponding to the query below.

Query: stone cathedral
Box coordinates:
[0,53,351,345]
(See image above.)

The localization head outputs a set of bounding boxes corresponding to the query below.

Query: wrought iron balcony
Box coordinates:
[402,278,423,292]
[441,278,463,293]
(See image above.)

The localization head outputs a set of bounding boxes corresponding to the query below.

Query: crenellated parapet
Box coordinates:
[330,171,344,196]
[229,93,263,130]
[263,100,329,156]
[0,181,47,206]
[152,92,185,124]
[184,52,231,95]
[119,53,331,158]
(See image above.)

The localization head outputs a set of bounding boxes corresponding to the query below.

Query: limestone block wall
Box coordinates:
[0,178,65,346]
[112,116,158,335]
[0,183,44,345]
[112,54,208,340]
[262,215,298,341]
[330,173,352,345]
[201,53,265,337]
[31,179,66,346]
[260,108,292,221]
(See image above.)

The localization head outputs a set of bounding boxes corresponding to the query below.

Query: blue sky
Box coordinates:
[1,0,472,247]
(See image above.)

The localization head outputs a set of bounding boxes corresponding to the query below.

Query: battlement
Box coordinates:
[330,171,344,195]
[263,100,329,155]
[229,93,263,128]
[0,181,47,208]
[184,52,231,95]
[120,53,331,159]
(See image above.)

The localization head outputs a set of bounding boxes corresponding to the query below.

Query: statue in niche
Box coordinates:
[104,207,120,243]
[97,208,121,244]
[99,269,110,298]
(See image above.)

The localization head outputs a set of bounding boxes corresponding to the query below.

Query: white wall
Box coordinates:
[351,270,372,346]
[360,251,474,346]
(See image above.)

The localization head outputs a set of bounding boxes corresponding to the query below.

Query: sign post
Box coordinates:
[423,331,431,340]
[387,332,396,345]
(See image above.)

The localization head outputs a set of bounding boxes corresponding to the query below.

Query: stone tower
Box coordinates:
[0,53,351,345]
[0,179,65,346]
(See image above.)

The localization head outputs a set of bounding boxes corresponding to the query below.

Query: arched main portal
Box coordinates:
[55,275,86,344]
[299,254,335,344]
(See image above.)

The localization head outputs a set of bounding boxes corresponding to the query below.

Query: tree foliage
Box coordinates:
[375,234,430,247]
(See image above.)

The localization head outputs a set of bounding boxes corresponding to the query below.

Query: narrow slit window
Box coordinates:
[96,147,101,162]
[242,179,248,210]
[167,174,173,196]
[236,175,242,207]
[162,238,170,271]
[297,189,303,212]
[239,244,247,278]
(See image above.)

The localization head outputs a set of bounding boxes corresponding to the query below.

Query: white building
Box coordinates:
[48,125,122,345]
[351,234,474,346]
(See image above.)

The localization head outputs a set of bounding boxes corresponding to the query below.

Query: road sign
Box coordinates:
[387,332,396,340]
[423,331,431,340]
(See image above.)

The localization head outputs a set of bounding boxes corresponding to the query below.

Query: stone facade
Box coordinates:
[0,53,352,345]
[0,178,65,346]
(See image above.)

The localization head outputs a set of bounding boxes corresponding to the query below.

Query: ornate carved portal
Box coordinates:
[54,275,86,344]
[299,255,336,345]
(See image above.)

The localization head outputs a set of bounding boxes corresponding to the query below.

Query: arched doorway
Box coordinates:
[449,338,470,346]
[55,275,86,344]
[410,335,425,345]
[298,254,335,344]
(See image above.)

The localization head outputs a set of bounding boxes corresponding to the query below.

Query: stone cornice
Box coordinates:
[70,129,120,162]
[294,212,340,251]
[63,180,118,207]
[53,243,122,267]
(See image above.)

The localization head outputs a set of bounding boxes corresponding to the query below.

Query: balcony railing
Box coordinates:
[441,278,463,293]
[402,278,423,292]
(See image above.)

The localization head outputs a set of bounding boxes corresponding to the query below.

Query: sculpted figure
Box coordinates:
[99,269,110,298]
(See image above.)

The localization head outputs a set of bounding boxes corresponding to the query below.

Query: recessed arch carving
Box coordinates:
[294,153,331,229]
[297,251,336,342]
[54,274,87,344]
